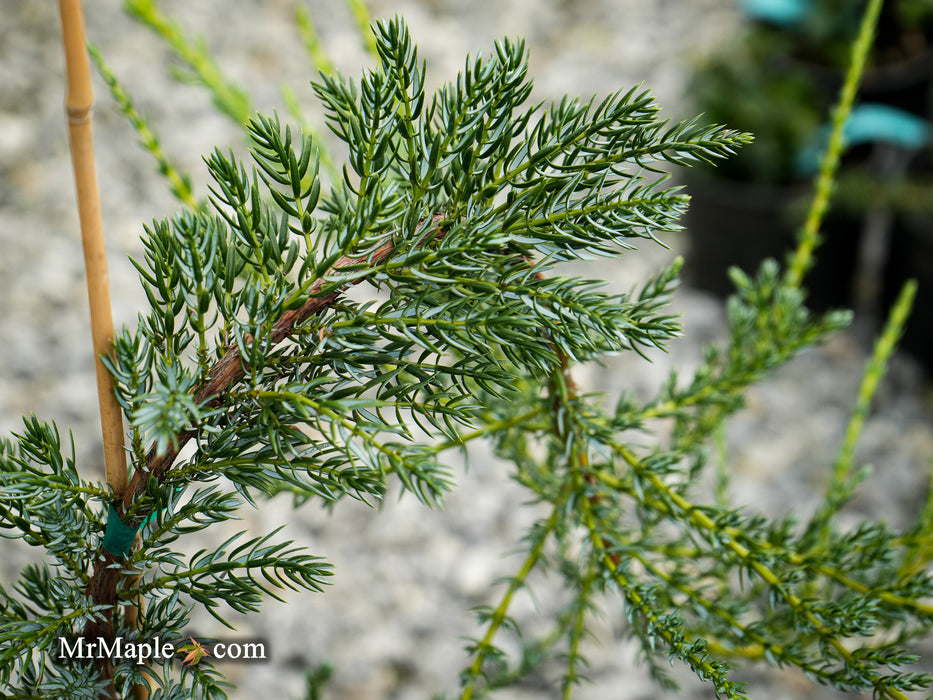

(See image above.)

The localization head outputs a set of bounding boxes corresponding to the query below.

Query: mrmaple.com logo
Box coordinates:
[56,635,268,666]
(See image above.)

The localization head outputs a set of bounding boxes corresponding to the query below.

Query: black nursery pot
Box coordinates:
[883,214,933,373]
[683,175,862,311]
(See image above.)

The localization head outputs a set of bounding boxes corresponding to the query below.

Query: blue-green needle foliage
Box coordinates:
[2,15,932,700]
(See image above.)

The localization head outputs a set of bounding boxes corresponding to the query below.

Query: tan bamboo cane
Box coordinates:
[59,0,127,495]
[59,3,147,698]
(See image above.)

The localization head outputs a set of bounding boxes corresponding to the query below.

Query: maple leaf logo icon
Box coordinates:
[177,637,211,666]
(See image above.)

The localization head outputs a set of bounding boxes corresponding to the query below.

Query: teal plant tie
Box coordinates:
[795,104,932,175]
[102,502,140,557]
[742,0,809,26]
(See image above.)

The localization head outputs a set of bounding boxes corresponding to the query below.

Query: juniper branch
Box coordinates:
[10,9,928,700]
[83,212,447,645]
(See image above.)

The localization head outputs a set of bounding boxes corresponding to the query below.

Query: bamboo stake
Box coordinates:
[59,3,148,698]
[58,0,127,495]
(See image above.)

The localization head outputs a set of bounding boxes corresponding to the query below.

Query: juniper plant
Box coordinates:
[3,6,933,700]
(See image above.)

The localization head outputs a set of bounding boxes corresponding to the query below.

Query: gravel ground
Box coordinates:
[2,2,932,699]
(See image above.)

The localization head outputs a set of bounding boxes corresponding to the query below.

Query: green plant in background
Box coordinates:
[685,0,933,317]
[2,3,933,700]
[694,0,933,187]
[747,0,933,66]
[687,39,826,185]
[115,0,383,186]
